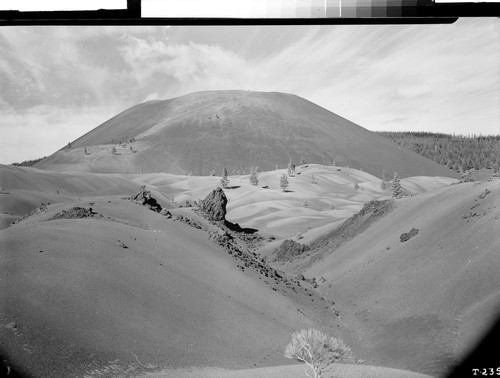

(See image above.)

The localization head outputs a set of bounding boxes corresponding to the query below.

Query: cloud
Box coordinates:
[0,104,121,164]
[0,19,498,164]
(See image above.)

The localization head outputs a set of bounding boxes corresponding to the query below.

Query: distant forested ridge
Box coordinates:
[11,157,46,167]
[377,132,500,173]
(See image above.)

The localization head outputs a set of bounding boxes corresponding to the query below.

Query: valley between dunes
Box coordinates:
[2,162,498,378]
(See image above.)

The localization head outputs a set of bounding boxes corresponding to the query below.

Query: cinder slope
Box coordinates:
[306,179,500,377]
[34,90,455,179]
[1,199,322,377]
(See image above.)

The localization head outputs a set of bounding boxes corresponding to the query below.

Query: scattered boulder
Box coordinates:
[275,239,310,261]
[200,187,227,221]
[128,185,162,212]
[160,208,172,218]
[476,188,490,201]
[400,228,419,242]
[117,240,128,249]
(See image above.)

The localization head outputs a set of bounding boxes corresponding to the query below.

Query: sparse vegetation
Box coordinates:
[280,173,289,192]
[220,167,229,189]
[284,328,353,378]
[11,156,46,167]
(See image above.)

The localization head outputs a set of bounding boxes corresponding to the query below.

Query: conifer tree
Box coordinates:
[220,167,229,189]
[280,173,289,192]
[250,167,259,186]
[288,157,293,177]
[381,169,388,190]
[392,172,403,198]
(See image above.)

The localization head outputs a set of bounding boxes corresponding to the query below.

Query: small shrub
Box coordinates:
[284,328,353,378]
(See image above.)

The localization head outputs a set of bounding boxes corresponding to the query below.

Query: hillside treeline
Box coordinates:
[11,157,46,167]
[377,132,500,173]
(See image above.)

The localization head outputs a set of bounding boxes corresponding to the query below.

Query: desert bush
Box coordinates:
[302,200,309,208]
[284,328,353,378]
[111,146,117,155]
[280,173,289,192]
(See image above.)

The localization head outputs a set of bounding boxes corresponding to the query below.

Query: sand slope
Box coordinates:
[139,363,434,378]
[305,178,500,376]
[1,198,326,377]
[0,163,474,378]
[33,90,456,179]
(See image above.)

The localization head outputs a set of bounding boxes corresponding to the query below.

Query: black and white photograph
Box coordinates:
[1,3,499,378]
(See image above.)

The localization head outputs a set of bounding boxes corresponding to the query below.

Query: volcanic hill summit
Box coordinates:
[35,90,455,178]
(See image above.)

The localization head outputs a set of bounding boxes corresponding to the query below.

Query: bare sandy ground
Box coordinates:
[139,363,434,378]
[2,162,487,378]
[305,178,500,376]
[33,90,456,180]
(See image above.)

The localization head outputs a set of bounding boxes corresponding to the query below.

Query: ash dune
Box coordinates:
[1,173,327,377]
[0,163,452,378]
[305,178,500,376]
[34,91,455,179]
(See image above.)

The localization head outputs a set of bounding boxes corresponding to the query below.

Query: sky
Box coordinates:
[0,19,499,164]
